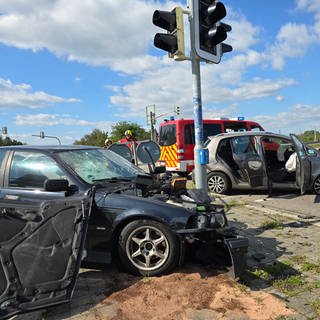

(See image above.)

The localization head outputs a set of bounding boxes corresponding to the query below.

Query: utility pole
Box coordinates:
[188,2,206,189]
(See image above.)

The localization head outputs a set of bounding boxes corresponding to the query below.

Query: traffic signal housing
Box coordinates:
[152,7,186,61]
[174,105,180,115]
[193,0,232,63]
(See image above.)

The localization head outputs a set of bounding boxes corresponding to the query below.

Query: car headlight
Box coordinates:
[196,215,208,229]
[210,213,226,228]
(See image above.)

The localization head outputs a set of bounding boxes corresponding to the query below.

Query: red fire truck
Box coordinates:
[158,118,264,175]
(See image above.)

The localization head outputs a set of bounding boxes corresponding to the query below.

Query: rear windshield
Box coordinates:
[159,124,176,146]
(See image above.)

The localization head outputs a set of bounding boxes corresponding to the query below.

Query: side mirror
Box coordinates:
[44,179,69,192]
[153,166,166,174]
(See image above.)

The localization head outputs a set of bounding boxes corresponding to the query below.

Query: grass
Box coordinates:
[287,256,320,273]
[311,299,320,316]
[239,261,294,287]
[301,262,320,273]
[224,199,248,211]
[273,275,306,297]
[259,219,283,230]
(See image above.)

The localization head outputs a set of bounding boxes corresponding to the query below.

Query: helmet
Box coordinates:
[105,138,112,144]
[125,130,132,136]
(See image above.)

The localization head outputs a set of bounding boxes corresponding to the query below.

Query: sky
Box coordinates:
[0,0,320,145]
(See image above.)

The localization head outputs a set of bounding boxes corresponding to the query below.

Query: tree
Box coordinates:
[298,130,320,142]
[0,137,24,146]
[73,129,109,147]
[110,121,150,142]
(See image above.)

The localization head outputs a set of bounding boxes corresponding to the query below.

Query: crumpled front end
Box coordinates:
[172,190,249,278]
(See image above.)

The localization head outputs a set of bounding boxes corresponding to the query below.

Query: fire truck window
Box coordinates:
[250,125,264,132]
[159,124,176,146]
[203,124,222,140]
[185,124,222,144]
[184,124,194,144]
[224,121,247,132]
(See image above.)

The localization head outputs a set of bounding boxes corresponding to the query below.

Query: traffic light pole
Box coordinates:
[189,0,207,192]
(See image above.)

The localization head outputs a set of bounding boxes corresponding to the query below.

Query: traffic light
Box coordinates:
[193,0,232,63]
[152,7,186,61]
[175,105,180,115]
[1,127,7,135]
[40,131,45,139]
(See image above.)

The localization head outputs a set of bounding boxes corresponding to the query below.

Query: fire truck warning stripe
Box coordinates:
[160,145,178,167]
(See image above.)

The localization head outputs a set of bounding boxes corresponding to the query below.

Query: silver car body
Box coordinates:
[205,131,320,194]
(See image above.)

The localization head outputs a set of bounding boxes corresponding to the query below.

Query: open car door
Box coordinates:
[0,190,93,320]
[230,136,264,187]
[290,134,311,194]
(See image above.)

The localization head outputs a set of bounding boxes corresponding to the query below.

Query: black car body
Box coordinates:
[0,145,248,318]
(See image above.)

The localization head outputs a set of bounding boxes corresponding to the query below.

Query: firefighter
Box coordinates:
[119,130,138,163]
[104,138,113,148]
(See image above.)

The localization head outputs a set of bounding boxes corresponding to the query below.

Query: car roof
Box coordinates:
[208,131,291,141]
[0,145,100,152]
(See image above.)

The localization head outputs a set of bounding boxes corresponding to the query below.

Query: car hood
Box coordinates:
[95,189,195,229]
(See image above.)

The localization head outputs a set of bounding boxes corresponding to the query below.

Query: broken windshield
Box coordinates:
[57,148,147,184]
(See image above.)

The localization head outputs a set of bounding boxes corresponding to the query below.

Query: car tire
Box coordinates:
[313,176,320,195]
[118,219,179,276]
[207,172,231,194]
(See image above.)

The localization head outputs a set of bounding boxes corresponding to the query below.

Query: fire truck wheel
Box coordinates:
[207,172,231,194]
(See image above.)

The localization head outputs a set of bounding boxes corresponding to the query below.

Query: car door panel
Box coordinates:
[231,137,264,188]
[0,192,93,320]
[290,134,311,194]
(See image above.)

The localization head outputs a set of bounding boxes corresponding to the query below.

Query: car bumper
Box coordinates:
[176,228,249,278]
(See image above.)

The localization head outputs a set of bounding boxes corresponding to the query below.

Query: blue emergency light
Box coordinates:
[238,116,245,121]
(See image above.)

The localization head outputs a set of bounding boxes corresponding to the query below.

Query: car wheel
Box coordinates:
[313,176,320,195]
[118,219,179,276]
[207,172,231,194]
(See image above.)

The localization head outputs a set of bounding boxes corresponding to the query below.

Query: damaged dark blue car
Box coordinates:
[0,145,248,319]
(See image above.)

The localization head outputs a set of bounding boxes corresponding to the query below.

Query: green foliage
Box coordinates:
[0,136,24,146]
[73,129,109,147]
[259,219,283,230]
[109,121,150,142]
[298,130,320,142]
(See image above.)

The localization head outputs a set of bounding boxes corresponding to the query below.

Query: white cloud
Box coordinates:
[0,0,177,71]
[295,0,320,13]
[15,113,112,129]
[253,104,320,134]
[227,9,261,52]
[0,78,79,109]
[268,23,315,70]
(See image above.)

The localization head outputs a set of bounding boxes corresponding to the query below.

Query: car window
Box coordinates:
[8,151,66,189]
[231,136,256,154]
